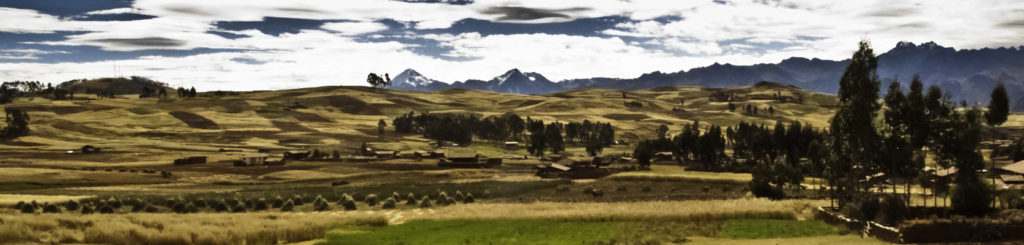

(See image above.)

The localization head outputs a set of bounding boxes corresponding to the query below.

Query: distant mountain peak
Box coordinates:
[391,68,441,90]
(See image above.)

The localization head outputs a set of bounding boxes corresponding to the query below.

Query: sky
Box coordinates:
[1,0,1023,91]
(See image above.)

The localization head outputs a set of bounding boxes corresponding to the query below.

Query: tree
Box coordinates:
[527,119,546,158]
[2,109,30,139]
[545,123,564,155]
[378,119,387,136]
[366,73,390,88]
[829,40,883,208]
[633,140,655,169]
[506,114,525,141]
[188,87,197,98]
[656,124,669,139]
[986,82,1010,128]
[728,102,736,112]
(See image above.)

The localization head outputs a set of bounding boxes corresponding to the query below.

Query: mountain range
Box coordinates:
[390,41,1024,111]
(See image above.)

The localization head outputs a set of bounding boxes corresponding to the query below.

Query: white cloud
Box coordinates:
[320,22,389,36]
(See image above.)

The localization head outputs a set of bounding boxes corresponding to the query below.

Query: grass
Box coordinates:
[322,219,632,245]
[718,219,848,239]
[605,165,753,183]
[0,211,387,244]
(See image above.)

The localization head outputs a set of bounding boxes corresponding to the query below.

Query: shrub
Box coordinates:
[749,178,784,200]
[254,198,269,211]
[65,200,80,211]
[464,193,475,204]
[144,204,159,213]
[172,203,188,213]
[338,193,353,204]
[160,170,173,178]
[19,203,34,213]
[591,189,604,198]
[642,186,652,192]
[214,200,230,212]
[280,199,295,212]
[313,196,330,211]
[482,189,491,198]
[231,203,246,213]
[80,204,94,214]
[14,200,25,210]
[616,186,627,192]
[419,197,433,208]
[392,192,402,201]
[381,197,396,209]
[193,198,208,208]
[406,193,417,205]
[132,201,148,212]
[437,191,449,201]
[342,198,357,211]
[292,195,305,206]
[226,198,240,207]
[186,203,197,213]
[244,199,255,209]
[952,179,994,216]
[999,190,1024,209]
[842,195,880,222]
[272,195,285,208]
[42,203,61,213]
[876,195,908,226]
[364,194,379,206]
[107,197,122,209]
[454,190,465,202]
[98,204,115,214]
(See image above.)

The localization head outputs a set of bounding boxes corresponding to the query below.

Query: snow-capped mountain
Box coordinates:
[389,69,443,91]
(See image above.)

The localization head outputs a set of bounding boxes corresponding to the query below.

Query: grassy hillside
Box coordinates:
[0,83,838,167]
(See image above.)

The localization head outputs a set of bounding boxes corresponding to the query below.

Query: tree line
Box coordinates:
[391,111,614,156]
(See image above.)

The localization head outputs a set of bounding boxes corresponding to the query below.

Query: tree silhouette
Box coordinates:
[829,40,883,208]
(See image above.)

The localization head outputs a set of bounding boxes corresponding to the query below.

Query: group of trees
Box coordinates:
[823,40,1006,218]
[176,87,197,98]
[632,121,729,170]
[391,111,615,156]
[1,108,30,139]
[366,73,391,88]
[736,121,825,199]
[740,104,775,116]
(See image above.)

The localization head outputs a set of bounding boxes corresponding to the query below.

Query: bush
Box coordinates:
[107,197,122,209]
[842,195,880,222]
[419,197,433,208]
[392,192,402,201]
[999,190,1024,209]
[342,198,357,211]
[65,200,80,211]
[642,186,652,192]
[364,194,379,206]
[226,198,240,207]
[254,198,269,211]
[132,201,148,212]
[214,199,230,212]
[14,200,25,210]
[231,203,246,213]
[464,193,475,204]
[193,198,208,208]
[280,199,295,212]
[172,203,188,213]
[40,203,59,213]
[406,193,418,205]
[454,190,465,202]
[749,177,784,200]
[952,179,994,216]
[381,197,396,209]
[160,170,173,178]
[144,204,159,213]
[98,204,115,214]
[437,191,449,202]
[313,196,330,211]
[272,195,285,208]
[876,195,908,226]
[244,199,254,209]
[80,204,94,214]
[186,203,197,213]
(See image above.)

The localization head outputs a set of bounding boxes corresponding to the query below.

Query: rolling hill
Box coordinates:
[0,83,837,167]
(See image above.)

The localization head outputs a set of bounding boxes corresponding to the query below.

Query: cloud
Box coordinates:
[321,22,389,35]
[479,6,589,22]
[88,37,185,47]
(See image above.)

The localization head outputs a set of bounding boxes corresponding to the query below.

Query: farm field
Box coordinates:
[2,83,1021,244]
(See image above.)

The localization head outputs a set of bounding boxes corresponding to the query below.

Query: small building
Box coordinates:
[235,156,268,166]
[173,156,207,165]
[346,155,376,162]
[429,150,446,158]
[439,149,493,168]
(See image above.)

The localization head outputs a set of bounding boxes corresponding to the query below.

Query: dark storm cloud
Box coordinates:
[480,6,590,21]
[0,0,132,17]
[997,19,1024,28]
[90,37,186,47]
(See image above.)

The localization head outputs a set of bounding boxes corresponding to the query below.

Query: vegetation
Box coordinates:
[718,219,848,239]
